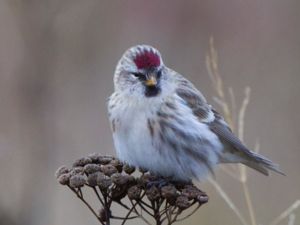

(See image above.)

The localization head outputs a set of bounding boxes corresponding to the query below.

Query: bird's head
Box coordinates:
[114,45,166,98]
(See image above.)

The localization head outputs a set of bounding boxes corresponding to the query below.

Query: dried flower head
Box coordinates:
[84,164,102,174]
[127,185,142,200]
[101,164,118,177]
[123,164,135,174]
[97,174,112,190]
[146,185,161,201]
[72,157,92,167]
[57,173,70,185]
[56,154,208,225]
[161,185,178,204]
[55,165,69,178]
[69,174,86,188]
[110,159,123,173]
[176,195,191,210]
[87,172,100,187]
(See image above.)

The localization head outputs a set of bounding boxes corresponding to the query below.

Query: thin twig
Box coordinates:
[138,201,155,217]
[112,215,138,220]
[103,193,111,225]
[68,186,104,225]
[288,214,296,225]
[219,165,241,181]
[92,187,105,206]
[129,199,152,225]
[241,182,257,225]
[121,201,139,225]
[228,87,237,129]
[208,178,248,225]
[238,87,251,142]
[139,199,154,209]
[177,203,201,222]
[115,200,131,210]
[237,87,257,225]
[270,200,300,225]
[254,139,260,154]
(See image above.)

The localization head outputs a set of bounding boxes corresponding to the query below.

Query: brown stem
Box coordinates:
[68,186,104,225]
[121,201,139,225]
[92,186,105,206]
[103,193,111,225]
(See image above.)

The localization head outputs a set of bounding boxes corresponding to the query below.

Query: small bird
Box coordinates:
[108,44,284,181]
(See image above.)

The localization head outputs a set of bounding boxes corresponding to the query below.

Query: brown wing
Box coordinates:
[209,110,284,175]
[176,79,213,122]
[175,76,284,175]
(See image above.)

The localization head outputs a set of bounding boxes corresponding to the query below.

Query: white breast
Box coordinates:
[108,92,223,181]
[110,95,163,168]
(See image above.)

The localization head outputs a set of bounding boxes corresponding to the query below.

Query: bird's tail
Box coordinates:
[242,151,285,176]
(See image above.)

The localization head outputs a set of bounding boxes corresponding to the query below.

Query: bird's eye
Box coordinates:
[131,72,146,80]
[132,72,141,77]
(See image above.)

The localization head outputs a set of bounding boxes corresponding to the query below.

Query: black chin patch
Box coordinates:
[145,86,161,97]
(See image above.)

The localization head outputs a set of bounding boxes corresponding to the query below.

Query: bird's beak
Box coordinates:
[145,75,157,87]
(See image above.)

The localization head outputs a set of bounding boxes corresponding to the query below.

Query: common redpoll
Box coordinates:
[108,45,284,181]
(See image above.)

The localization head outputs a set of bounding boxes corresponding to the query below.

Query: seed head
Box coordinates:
[58,173,71,185]
[69,174,86,188]
[110,159,123,173]
[176,195,190,210]
[101,164,118,176]
[55,166,69,178]
[127,185,142,200]
[97,174,112,190]
[146,186,160,201]
[123,164,135,174]
[84,164,101,174]
[72,157,92,167]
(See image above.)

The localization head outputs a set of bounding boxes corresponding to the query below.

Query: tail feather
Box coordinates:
[243,151,285,176]
[242,161,269,176]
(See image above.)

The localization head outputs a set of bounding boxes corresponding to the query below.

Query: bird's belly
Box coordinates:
[110,99,224,181]
[113,114,163,169]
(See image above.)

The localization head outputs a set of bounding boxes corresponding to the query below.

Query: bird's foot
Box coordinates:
[146,177,171,189]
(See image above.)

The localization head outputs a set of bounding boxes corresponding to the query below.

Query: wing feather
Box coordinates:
[175,75,284,176]
[209,111,285,175]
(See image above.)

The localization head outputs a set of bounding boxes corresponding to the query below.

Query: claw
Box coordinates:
[146,178,169,189]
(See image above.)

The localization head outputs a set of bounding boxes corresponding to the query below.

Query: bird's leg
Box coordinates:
[146,176,172,189]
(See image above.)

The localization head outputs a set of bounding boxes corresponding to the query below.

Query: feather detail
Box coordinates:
[176,78,215,123]
[208,111,285,176]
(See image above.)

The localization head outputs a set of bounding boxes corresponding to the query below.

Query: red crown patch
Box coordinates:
[133,50,161,69]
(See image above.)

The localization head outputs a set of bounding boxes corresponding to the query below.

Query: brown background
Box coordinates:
[0,1,299,225]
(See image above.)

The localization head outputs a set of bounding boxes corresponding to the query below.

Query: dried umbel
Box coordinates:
[56,154,208,225]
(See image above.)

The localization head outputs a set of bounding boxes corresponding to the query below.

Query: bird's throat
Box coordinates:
[145,86,161,97]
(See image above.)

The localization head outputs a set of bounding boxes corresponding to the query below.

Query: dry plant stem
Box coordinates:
[238,87,251,143]
[68,186,105,225]
[121,201,139,225]
[288,214,296,225]
[270,200,300,225]
[208,178,248,225]
[93,187,105,206]
[207,37,258,225]
[103,193,111,225]
[129,199,152,225]
[138,201,155,217]
[237,87,251,186]
[241,183,256,225]
[176,203,200,222]
[218,165,240,181]
[237,87,257,225]
[206,38,234,129]
[153,202,162,225]
[228,87,237,128]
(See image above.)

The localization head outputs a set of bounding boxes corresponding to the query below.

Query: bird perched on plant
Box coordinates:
[108,44,284,181]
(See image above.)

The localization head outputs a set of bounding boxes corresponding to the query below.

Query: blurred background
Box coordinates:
[0,0,299,225]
